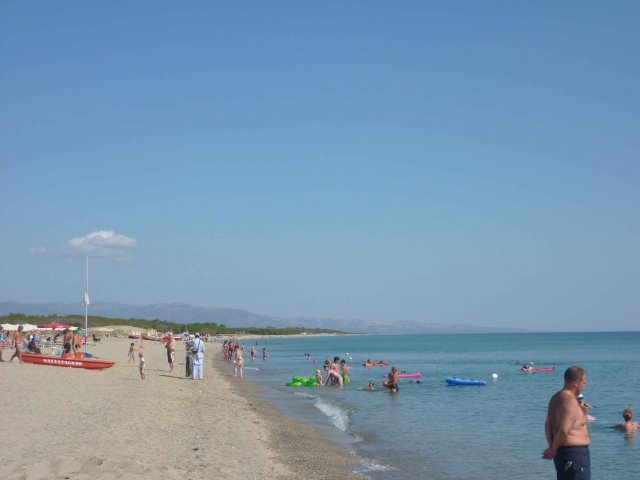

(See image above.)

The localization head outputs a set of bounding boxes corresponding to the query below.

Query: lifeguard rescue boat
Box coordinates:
[19,352,116,370]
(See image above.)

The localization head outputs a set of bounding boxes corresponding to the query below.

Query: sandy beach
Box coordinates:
[0,337,364,480]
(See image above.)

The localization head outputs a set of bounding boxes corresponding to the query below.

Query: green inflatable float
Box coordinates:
[286,375,318,387]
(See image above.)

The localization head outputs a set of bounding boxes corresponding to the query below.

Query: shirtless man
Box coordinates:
[324,356,343,387]
[542,366,591,480]
[9,325,24,362]
[165,331,176,373]
[73,330,82,353]
[62,329,73,354]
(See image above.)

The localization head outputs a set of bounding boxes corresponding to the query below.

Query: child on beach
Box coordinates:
[128,343,136,364]
[139,351,146,380]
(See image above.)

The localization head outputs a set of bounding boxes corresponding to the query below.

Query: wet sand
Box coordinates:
[0,337,364,480]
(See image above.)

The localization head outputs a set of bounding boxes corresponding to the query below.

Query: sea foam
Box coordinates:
[313,397,350,431]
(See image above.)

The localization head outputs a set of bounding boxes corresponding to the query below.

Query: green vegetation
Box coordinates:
[0,313,348,336]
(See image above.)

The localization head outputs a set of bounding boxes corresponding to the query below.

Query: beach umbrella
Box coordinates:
[1,323,18,331]
[37,322,71,329]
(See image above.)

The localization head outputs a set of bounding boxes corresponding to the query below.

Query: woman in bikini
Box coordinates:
[234,345,244,378]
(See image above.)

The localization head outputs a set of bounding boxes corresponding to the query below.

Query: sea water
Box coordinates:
[232,332,639,479]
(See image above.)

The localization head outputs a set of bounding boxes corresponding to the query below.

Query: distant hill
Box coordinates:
[0,301,523,334]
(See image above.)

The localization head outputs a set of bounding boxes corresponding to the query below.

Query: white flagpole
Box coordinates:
[83,256,90,353]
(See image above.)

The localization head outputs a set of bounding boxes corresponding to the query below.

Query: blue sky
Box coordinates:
[1,2,638,331]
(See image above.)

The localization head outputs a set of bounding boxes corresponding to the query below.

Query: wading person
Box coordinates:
[542,365,591,480]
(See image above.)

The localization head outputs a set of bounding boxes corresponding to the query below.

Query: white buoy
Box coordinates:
[491,373,498,380]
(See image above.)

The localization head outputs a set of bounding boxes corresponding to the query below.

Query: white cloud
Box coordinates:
[31,230,137,259]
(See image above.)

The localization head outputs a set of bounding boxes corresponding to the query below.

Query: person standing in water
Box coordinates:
[542,365,591,480]
[340,359,350,385]
[385,366,399,393]
[616,409,639,434]
[234,345,244,378]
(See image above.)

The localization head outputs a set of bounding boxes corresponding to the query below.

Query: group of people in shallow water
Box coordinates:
[316,355,350,387]
[221,339,269,379]
[306,353,401,392]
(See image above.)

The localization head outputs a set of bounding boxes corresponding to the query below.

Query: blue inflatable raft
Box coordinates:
[445,377,486,386]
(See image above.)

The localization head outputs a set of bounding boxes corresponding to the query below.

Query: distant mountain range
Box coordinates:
[0,301,522,335]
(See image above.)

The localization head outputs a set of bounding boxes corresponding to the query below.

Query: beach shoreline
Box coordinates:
[0,336,364,480]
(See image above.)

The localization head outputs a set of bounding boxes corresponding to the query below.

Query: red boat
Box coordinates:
[19,353,116,370]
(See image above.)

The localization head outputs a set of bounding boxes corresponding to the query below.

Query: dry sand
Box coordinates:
[0,337,365,480]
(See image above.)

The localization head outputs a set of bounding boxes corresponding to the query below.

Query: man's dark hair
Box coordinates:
[564,365,586,383]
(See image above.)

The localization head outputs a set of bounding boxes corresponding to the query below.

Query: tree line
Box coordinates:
[0,313,349,336]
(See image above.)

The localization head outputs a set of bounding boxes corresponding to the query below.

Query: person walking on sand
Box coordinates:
[165,331,176,373]
[0,325,5,362]
[191,333,205,380]
[542,365,591,480]
[10,325,24,363]
[128,342,136,364]
[234,345,244,378]
[139,351,146,380]
[185,335,194,378]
